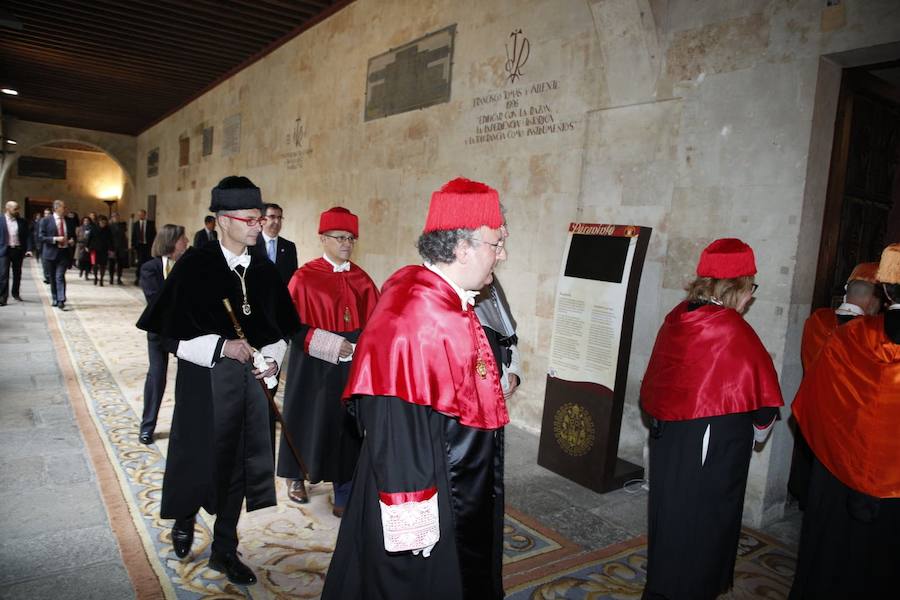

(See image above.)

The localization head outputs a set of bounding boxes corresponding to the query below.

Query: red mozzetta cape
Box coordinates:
[793,315,900,498]
[343,265,508,430]
[287,258,379,346]
[800,307,839,372]
[641,301,784,420]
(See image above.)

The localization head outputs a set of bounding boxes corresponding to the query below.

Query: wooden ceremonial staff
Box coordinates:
[222,297,309,479]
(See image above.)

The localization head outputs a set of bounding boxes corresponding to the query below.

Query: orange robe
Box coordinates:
[800,307,839,372]
[792,314,900,498]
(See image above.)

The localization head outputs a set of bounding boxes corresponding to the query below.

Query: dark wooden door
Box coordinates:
[813,66,900,308]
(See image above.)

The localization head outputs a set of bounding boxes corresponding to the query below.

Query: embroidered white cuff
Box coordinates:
[754,417,776,444]
[307,328,344,364]
[380,493,440,553]
[176,334,221,368]
[259,338,287,372]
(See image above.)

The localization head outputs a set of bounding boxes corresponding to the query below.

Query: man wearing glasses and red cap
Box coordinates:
[322,178,509,600]
[137,175,303,586]
[278,206,379,517]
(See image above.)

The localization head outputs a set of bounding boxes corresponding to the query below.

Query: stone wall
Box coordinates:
[136,0,900,525]
[0,118,137,218]
[3,145,130,219]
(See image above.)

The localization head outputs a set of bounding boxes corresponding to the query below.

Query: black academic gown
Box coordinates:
[788,310,900,600]
[136,242,302,519]
[277,328,362,483]
[322,329,505,600]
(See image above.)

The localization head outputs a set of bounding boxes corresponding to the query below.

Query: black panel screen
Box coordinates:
[564,234,630,283]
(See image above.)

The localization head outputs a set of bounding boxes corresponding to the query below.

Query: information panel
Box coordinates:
[538,223,651,493]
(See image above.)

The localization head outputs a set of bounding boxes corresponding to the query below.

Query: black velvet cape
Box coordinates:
[136,241,303,518]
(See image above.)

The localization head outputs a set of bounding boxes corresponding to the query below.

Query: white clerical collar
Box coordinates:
[261,232,277,244]
[835,302,866,317]
[424,262,479,311]
[323,254,350,273]
[220,243,251,270]
[888,303,900,311]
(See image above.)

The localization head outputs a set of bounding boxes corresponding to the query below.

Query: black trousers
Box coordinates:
[0,246,25,301]
[43,253,70,303]
[140,332,168,435]
[108,251,127,282]
[134,244,150,282]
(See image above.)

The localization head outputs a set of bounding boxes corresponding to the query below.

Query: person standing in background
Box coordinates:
[132,209,156,284]
[0,201,32,305]
[193,215,218,248]
[108,212,129,285]
[87,215,113,286]
[137,224,189,445]
[254,203,297,285]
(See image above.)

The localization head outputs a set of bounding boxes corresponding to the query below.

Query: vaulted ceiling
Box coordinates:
[0,1,350,136]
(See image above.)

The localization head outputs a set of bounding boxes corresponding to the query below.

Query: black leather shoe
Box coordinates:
[139,432,153,445]
[12,295,21,301]
[172,518,195,558]
[57,301,65,310]
[51,300,58,307]
[208,552,257,585]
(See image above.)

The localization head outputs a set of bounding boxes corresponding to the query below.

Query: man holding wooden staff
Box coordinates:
[137,175,302,586]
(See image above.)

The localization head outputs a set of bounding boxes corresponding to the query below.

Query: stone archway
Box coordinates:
[0,119,138,218]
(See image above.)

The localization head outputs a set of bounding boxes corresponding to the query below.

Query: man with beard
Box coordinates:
[322,178,509,600]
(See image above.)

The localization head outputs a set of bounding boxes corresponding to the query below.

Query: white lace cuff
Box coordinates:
[379,491,440,553]
[307,329,343,364]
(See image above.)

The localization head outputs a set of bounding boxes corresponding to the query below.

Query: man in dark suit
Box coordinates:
[0,201,32,305]
[38,199,75,310]
[255,203,298,285]
[131,209,156,284]
[193,215,218,248]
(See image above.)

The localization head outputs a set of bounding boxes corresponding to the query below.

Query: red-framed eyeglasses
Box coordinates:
[221,214,267,227]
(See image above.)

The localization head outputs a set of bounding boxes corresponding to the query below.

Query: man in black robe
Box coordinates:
[137,176,302,585]
[322,177,509,600]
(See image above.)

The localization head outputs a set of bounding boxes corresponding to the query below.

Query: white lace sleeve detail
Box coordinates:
[307,328,343,364]
[380,493,440,553]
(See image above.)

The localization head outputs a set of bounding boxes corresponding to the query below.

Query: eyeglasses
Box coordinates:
[472,237,505,255]
[221,214,267,227]
[751,283,759,295]
[323,233,357,244]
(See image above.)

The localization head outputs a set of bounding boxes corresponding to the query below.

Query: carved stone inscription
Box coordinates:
[466,79,575,145]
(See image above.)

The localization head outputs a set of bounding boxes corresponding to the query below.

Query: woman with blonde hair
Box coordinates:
[640,238,784,600]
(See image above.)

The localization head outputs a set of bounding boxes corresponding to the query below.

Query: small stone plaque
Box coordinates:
[365,25,455,121]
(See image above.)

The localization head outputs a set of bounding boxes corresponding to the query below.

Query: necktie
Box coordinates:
[57,218,65,247]
[141,221,145,244]
[332,261,350,273]
[267,238,276,263]
[164,260,173,279]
